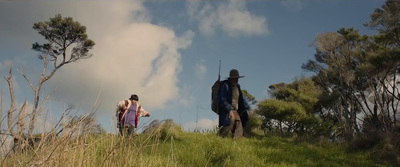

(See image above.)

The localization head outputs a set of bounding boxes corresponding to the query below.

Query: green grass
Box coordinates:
[1,132,391,167]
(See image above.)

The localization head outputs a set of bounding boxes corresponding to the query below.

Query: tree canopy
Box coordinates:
[32,14,95,67]
[299,0,400,140]
[258,77,323,136]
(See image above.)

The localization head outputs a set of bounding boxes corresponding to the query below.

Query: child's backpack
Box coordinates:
[117,100,129,127]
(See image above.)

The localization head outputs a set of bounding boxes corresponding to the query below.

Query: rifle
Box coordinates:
[217,60,221,81]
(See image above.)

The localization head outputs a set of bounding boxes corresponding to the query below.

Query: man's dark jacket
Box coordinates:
[218,80,250,127]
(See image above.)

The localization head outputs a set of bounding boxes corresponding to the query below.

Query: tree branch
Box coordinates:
[1,88,2,131]
[38,88,57,116]
[17,101,28,138]
[17,69,37,91]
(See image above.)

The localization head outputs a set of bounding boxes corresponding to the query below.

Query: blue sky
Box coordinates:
[0,0,383,133]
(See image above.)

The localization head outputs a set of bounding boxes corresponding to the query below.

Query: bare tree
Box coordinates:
[3,14,95,141]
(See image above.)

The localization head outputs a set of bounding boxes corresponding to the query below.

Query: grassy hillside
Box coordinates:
[1,131,390,167]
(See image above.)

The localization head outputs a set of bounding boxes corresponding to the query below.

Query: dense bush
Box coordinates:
[142,119,184,140]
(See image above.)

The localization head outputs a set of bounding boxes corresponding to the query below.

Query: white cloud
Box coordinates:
[0,56,29,72]
[196,59,207,79]
[173,84,196,109]
[186,0,268,37]
[0,57,32,99]
[0,60,12,70]
[177,30,195,50]
[0,1,194,116]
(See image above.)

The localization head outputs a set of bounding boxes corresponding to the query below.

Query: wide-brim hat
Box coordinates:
[228,69,244,79]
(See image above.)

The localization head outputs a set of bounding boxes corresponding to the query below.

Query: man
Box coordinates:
[218,69,250,138]
[116,94,150,136]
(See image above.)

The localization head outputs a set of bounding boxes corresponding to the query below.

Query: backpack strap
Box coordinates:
[135,104,141,128]
[119,100,131,126]
[221,81,229,93]
[224,82,229,91]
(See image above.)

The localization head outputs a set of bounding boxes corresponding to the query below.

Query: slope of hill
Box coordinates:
[1,131,389,167]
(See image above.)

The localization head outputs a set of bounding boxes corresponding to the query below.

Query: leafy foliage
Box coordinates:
[242,89,258,105]
[142,119,184,140]
[302,0,400,142]
[32,14,95,63]
[258,78,325,136]
[244,110,264,137]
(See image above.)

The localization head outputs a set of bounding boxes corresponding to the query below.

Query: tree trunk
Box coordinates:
[4,69,16,137]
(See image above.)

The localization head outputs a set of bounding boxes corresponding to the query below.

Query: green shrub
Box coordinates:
[142,119,184,140]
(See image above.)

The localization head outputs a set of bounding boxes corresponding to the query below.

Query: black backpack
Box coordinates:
[212,61,231,115]
[211,80,221,114]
